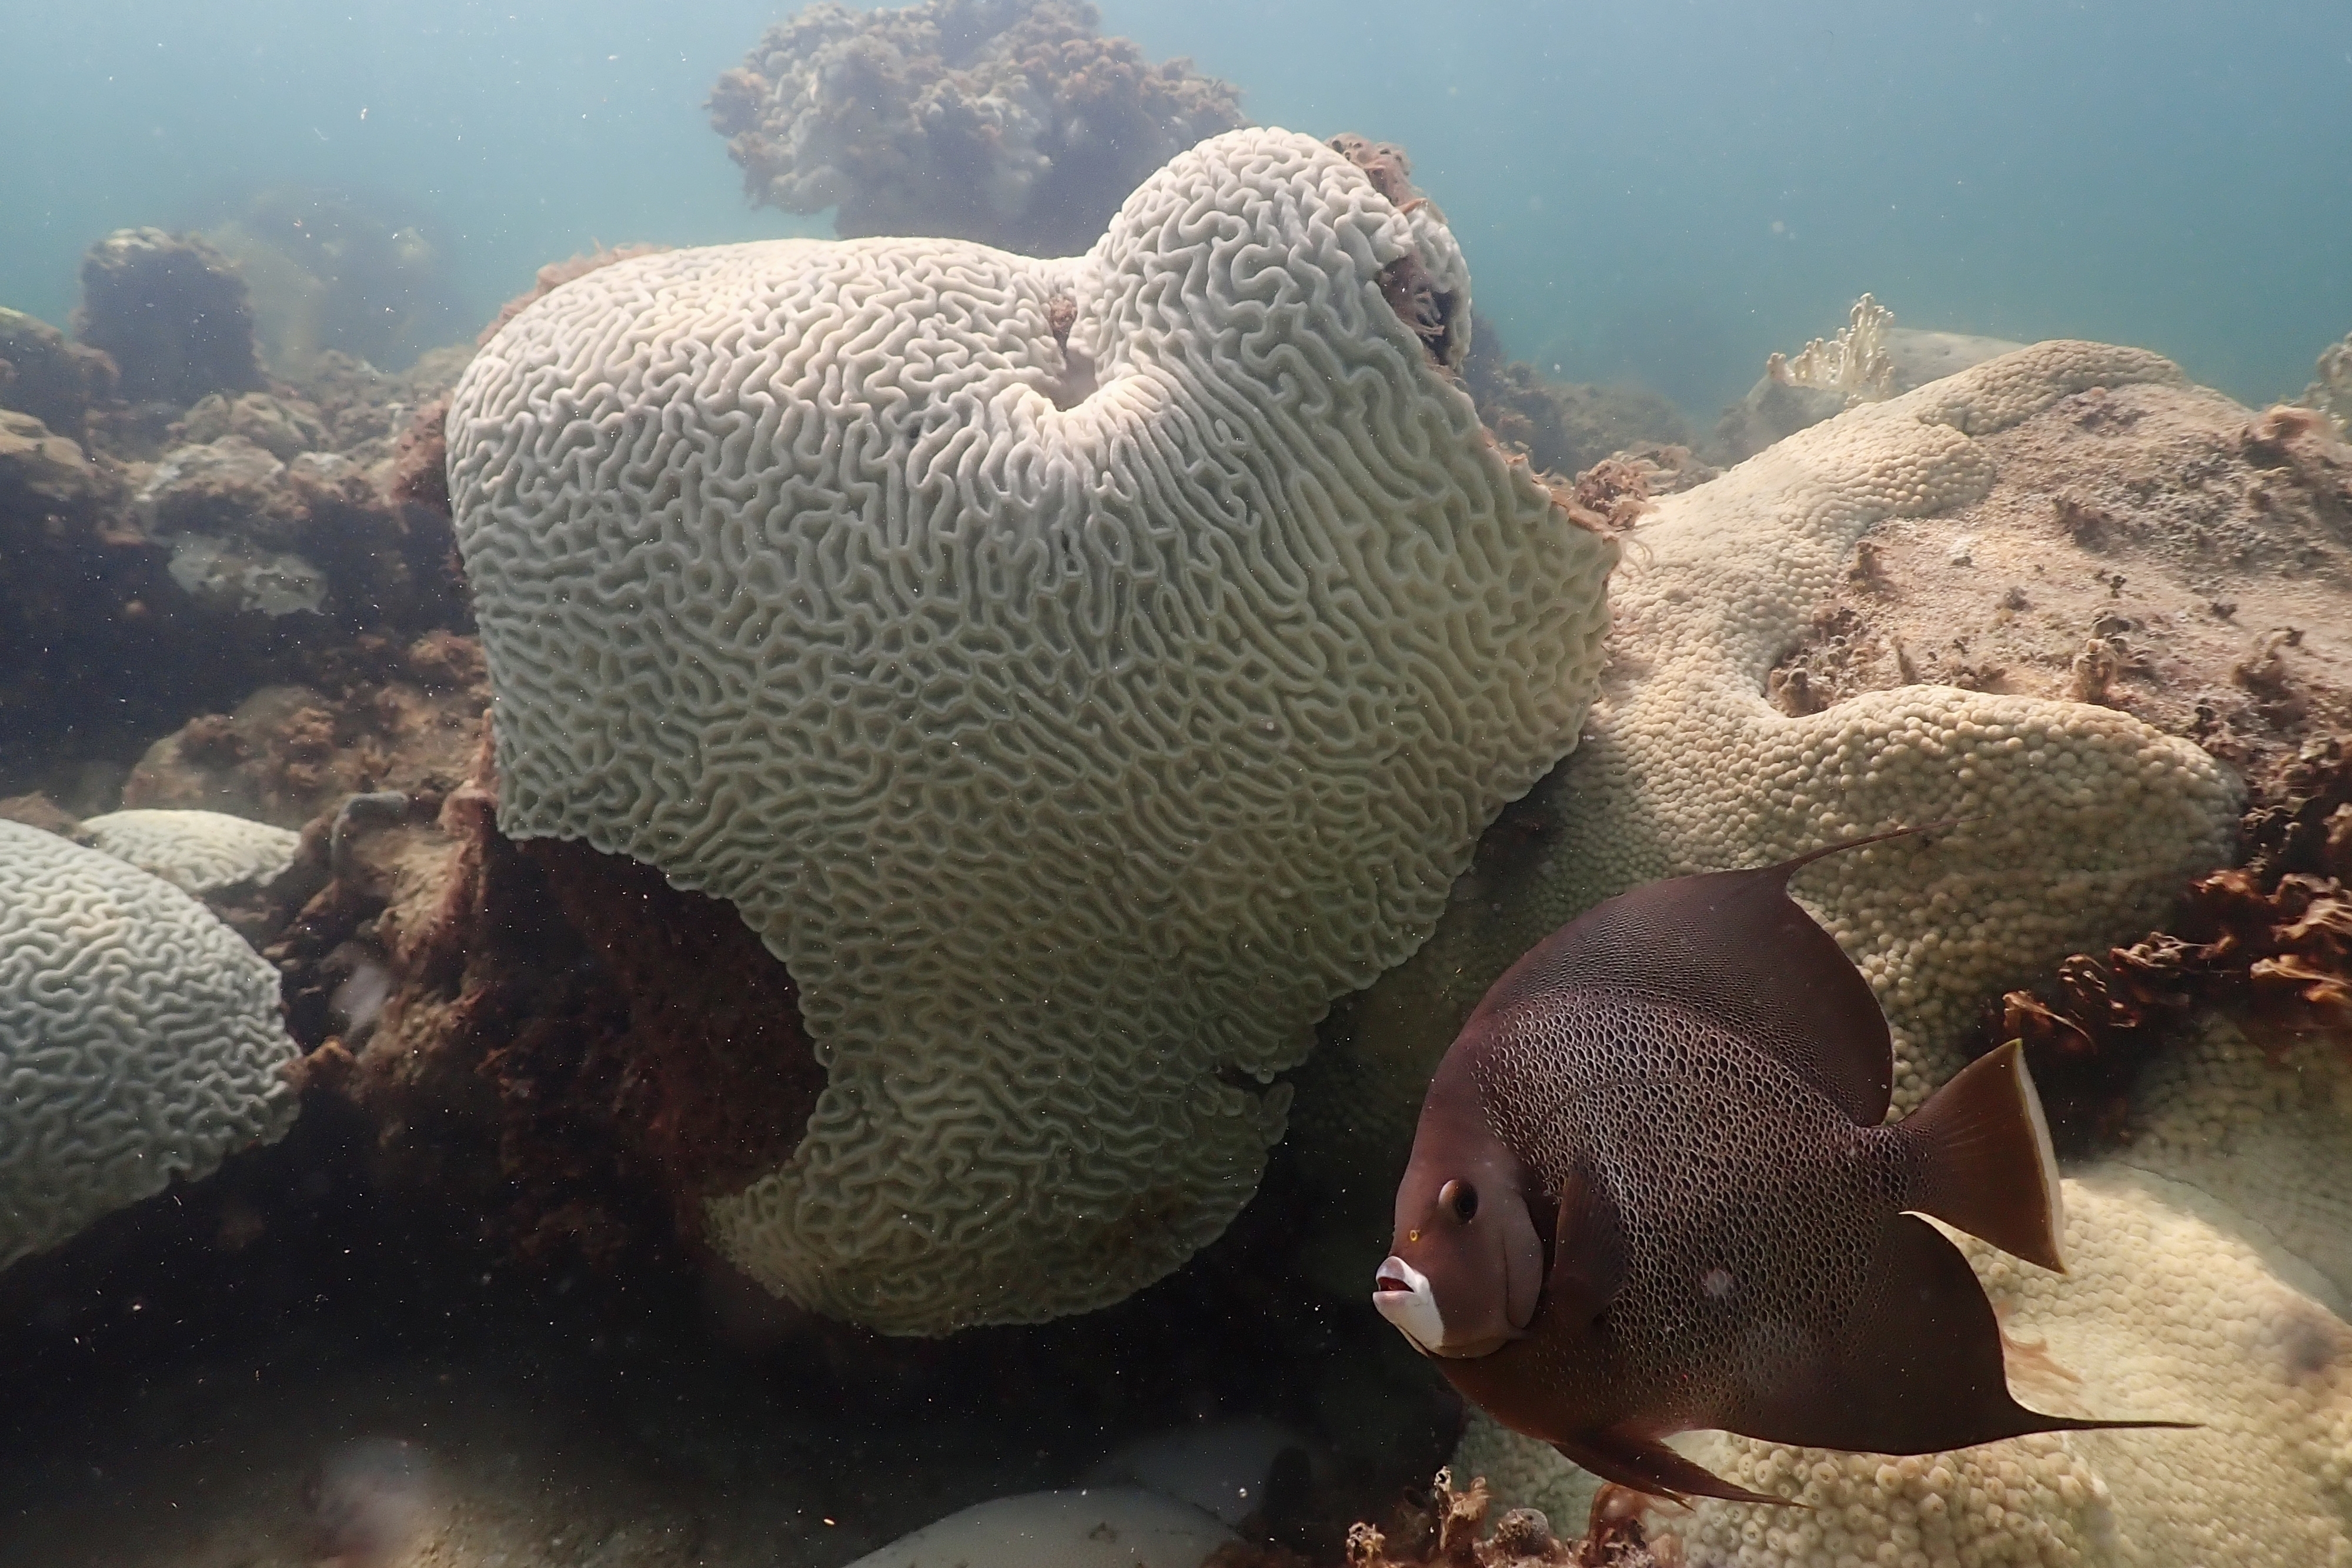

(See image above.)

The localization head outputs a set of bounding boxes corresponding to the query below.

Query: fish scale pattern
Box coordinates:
[445,128,1618,1333]
[0,819,300,1271]
[1475,991,1905,1432]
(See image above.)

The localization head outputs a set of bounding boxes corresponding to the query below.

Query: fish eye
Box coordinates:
[1439,1179,1478,1222]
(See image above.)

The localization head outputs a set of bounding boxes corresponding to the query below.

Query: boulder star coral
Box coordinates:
[444,128,1616,1332]
[1291,343,2241,1285]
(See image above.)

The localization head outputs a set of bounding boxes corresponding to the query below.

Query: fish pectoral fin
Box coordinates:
[1550,1429,1796,1507]
[1731,1213,2192,1456]
[1545,1161,1626,1323]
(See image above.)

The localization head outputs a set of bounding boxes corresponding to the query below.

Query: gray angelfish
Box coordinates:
[1372,830,2189,1505]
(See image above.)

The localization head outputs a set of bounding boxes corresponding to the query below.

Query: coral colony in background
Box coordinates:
[4,1,2352,1562]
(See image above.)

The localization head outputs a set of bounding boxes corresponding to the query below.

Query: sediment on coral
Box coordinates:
[1746,380,2352,781]
[707,0,1246,256]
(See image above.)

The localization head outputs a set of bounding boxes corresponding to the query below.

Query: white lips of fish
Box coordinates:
[1373,1255,1448,1356]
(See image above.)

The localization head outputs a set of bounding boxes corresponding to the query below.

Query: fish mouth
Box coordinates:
[1372,1255,1451,1357]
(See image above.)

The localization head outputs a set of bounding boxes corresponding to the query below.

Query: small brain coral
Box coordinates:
[445,128,1617,1332]
[78,808,302,895]
[707,0,1247,256]
[0,819,302,1272]
[1461,1159,2352,1567]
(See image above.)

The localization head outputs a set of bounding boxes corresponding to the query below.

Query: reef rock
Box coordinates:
[0,306,117,442]
[0,407,102,513]
[445,128,1616,1332]
[172,389,329,460]
[132,423,456,625]
[196,186,466,377]
[73,228,265,407]
[1461,315,1694,484]
[709,0,1246,257]
[0,283,468,827]
[122,636,488,830]
[0,820,302,1273]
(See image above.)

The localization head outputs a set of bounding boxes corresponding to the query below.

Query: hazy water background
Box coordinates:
[2,0,2347,419]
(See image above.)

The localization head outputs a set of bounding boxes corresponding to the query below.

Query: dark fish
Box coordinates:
[1371,830,2187,1505]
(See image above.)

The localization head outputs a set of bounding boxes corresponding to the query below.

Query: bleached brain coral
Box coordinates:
[78,808,302,895]
[0,819,302,1271]
[445,128,1616,1332]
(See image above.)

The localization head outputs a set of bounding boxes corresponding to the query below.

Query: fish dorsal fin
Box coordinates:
[1475,831,1918,1126]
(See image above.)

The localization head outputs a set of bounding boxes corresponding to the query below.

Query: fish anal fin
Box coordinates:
[1733,1213,2193,1456]
[1550,1430,1796,1507]
[1902,1039,2067,1272]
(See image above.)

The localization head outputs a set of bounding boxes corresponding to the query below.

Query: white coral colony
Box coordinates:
[78,808,302,895]
[445,128,1618,1332]
[0,820,302,1271]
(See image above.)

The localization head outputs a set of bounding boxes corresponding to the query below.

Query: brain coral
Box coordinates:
[1459,1158,2352,1567]
[1294,344,2243,1280]
[445,128,1616,1332]
[0,819,301,1272]
[78,808,302,895]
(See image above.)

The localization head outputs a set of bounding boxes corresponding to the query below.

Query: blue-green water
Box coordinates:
[5,0,2346,415]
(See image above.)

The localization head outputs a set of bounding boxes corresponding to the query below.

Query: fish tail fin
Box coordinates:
[1902,1039,2067,1272]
